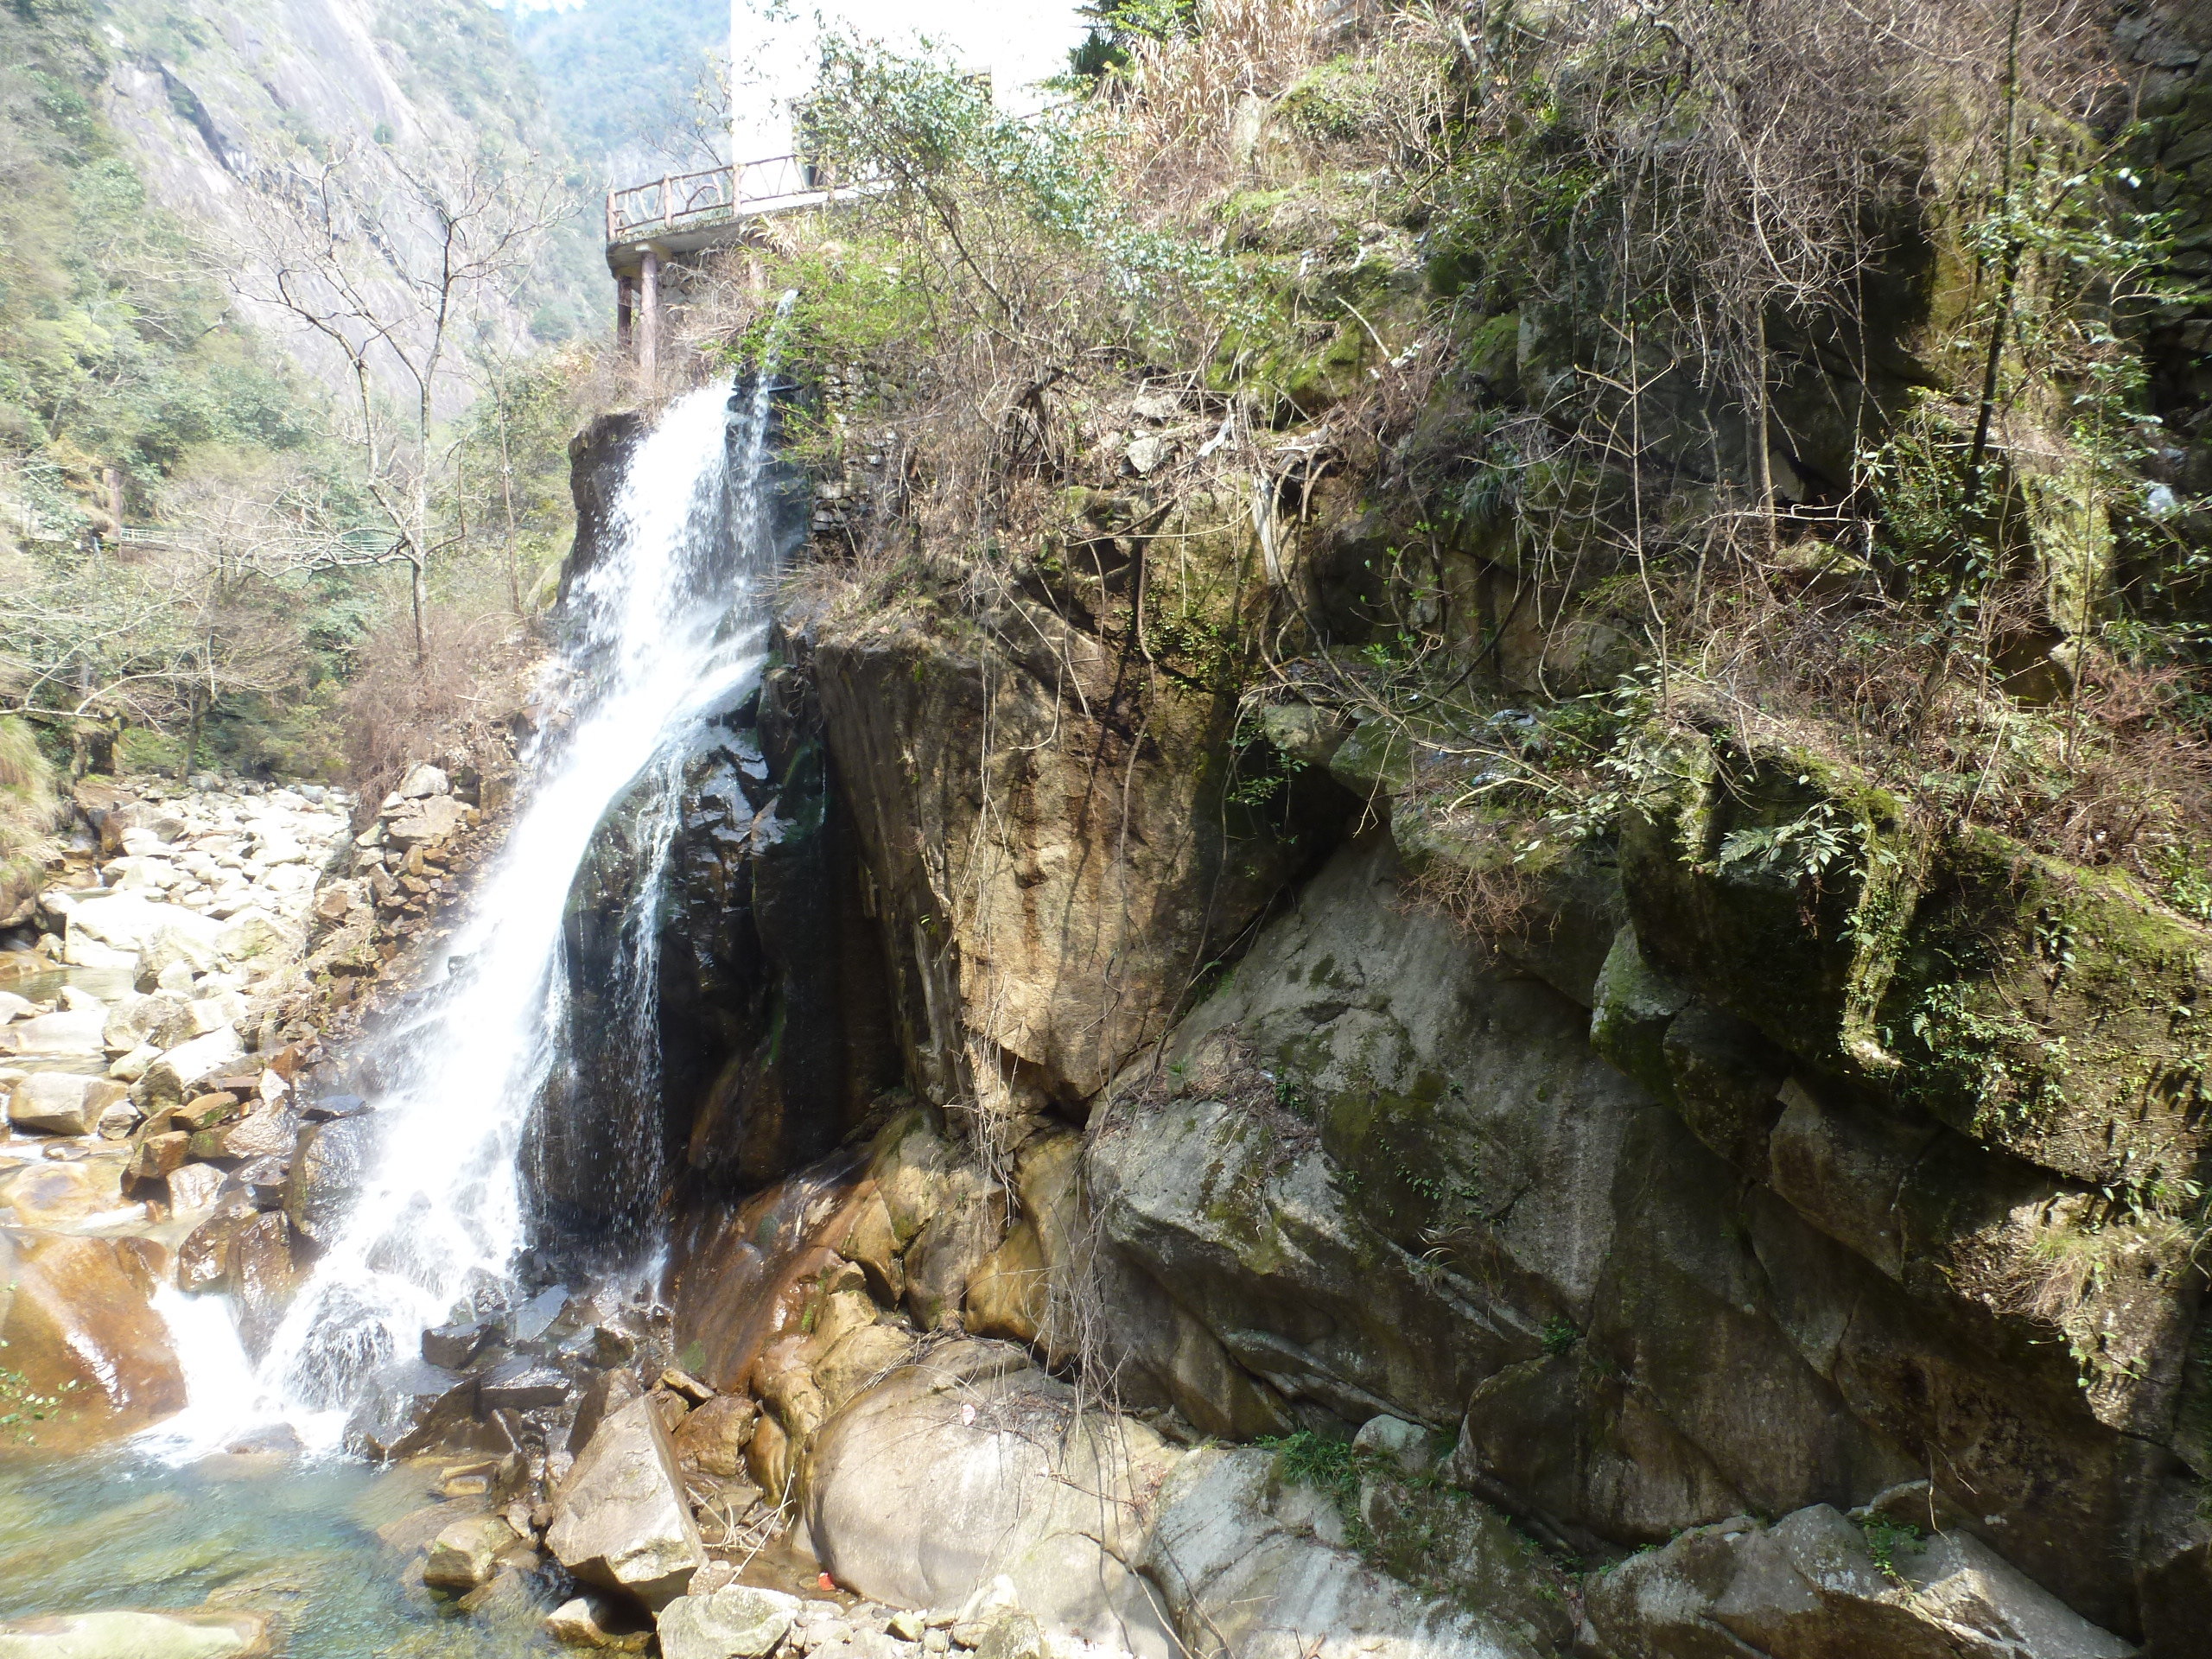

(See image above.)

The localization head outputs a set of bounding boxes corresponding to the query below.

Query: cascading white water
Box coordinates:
[149,329,795,1455]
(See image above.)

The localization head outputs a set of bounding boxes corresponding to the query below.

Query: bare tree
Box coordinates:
[227,140,570,661]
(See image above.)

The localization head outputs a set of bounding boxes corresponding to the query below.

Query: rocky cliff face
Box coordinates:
[521,8,2212,1656]
[535,473,2202,1652]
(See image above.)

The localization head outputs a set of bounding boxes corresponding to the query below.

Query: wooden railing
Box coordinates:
[604,156,830,241]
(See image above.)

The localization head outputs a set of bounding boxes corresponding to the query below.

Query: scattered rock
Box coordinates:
[671,1393,757,1478]
[423,1321,492,1370]
[477,1355,569,1413]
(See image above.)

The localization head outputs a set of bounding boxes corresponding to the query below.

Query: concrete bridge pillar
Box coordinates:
[639,247,661,391]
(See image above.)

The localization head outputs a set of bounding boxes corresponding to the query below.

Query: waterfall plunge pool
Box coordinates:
[0,1446,564,1655]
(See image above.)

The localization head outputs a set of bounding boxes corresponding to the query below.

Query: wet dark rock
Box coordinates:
[509,1283,570,1344]
[303,1093,370,1122]
[228,1211,303,1359]
[423,1321,493,1371]
[560,410,647,607]
[345,1360,466,1459]
[559,1324,637,1368]
[175,1208,252,1294]
[284,1113,382,1247]
[232,1157,290,1209]
[478,1355,570,1413]
[527,664,898,1247]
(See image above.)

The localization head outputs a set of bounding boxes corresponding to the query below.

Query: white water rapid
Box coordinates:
[149,347,792,1457]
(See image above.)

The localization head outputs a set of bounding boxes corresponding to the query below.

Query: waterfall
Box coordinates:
[156,321,798,1454]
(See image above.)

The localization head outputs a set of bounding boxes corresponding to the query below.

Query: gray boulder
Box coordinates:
[1586,1503,2134,1659]
[656,1586,800,1659]
[1142,1447,1550,1659]
[546,1394,703,1609]
[801,1341,1179,1659]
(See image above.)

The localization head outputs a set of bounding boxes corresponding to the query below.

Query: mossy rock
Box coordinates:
[1880,827,2212,1190]
[1618,733,1930,1081]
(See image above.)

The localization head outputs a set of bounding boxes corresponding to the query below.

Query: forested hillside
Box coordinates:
[510,0,728,177]
[0,0,600,921]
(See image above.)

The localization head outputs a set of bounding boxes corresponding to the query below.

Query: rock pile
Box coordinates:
[0,766,499,1448]
[300,761,498,1004]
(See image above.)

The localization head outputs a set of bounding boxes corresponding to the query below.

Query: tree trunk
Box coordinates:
[177,688,205,784]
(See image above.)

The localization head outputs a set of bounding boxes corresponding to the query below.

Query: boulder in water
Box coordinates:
[0,1608,270,1657]
[3,1159,131,1230]
[0,1233,184,1446]
[9,1072,129,1136]
[228,1211,303,1358]
[545,1393,703,1610]
[423,1513,519,1592]
[545,1594,651,1651]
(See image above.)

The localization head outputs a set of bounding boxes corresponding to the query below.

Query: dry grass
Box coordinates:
[337,601,539,811]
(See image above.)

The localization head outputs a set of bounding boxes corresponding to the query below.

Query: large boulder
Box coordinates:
[7,1011,106,1056]
[545,1394,703,1609]
[0,1233,185,1446]
[3,1159,130,1229]
[801,1340,1179,1658]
